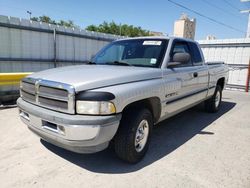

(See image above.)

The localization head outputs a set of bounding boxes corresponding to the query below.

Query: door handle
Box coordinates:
[193,72,198,77]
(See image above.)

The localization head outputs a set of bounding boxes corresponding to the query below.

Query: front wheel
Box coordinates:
[114,108,153,163]
[205,85,222,113]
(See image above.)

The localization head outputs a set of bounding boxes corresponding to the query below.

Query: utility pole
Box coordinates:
[27,11,32,20]
[240,0,250,37]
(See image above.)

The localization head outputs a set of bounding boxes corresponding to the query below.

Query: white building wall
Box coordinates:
[198,38,250,89]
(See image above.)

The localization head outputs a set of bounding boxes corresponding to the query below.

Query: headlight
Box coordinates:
[76,101,116,115]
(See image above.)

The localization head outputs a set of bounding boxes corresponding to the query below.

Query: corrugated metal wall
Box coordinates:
[0,15,121,73]
[0,15,122,103]
[198,38,250,90]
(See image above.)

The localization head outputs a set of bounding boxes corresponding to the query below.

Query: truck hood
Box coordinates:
[28,65,162,92]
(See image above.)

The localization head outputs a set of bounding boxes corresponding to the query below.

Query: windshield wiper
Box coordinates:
[105,61,132,66]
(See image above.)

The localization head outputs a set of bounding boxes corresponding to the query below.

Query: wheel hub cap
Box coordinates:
[134,119,149,152]
[215,91,221,108]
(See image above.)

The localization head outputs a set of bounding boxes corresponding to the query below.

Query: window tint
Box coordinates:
[173,43,190,54]
[171,42,192,66]
[189,42,203,65]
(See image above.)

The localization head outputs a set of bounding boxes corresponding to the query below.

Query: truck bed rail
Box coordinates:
[206,61,225,65]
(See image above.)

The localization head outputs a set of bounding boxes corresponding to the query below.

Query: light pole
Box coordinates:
[27,11,32,20]
[240,0,250,37]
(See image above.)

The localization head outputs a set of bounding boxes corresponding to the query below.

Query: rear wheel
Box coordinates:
[205,85,222,113]
[114,108,153,163]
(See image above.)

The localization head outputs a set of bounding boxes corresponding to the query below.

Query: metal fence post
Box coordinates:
[53,28,57,68]
[246,59,250,92]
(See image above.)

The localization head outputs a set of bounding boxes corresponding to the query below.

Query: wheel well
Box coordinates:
[217,77,225,90]
[122,97,161,123]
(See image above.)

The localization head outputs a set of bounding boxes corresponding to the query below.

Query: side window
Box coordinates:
[171,41,192,67]
[189,42,203,65]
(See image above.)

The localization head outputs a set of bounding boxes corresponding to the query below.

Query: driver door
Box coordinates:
[162,40,199,116]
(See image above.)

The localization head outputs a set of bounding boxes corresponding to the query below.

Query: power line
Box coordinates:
[202,0,247,20]
[167,0,246,34]
[222,0,241,12]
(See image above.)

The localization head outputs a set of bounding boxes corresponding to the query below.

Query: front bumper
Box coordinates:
[17,98,121,153]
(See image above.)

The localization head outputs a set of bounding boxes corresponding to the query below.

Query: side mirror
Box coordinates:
[168,52,191,68]
[167,62,182,68]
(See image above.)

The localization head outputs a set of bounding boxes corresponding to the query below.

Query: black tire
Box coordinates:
[114,107,153,163]
[205,85,222,113]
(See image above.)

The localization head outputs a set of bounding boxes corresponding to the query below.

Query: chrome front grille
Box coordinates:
[38,97,68,109]
[20,78,75,114]
[39,86,68,98]
[21,81,35,94]
[21,90,36,102]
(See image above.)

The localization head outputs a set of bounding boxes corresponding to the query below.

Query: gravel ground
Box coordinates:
[0,90,249,188]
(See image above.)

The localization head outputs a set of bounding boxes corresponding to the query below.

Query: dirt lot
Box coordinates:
[0,90,249,188]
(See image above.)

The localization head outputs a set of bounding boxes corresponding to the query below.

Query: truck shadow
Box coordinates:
[41,101,236,174]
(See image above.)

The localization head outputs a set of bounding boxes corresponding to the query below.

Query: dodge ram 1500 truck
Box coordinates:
[18,37,229,163]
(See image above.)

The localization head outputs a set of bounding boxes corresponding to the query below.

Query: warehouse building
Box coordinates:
[198,38,250,91]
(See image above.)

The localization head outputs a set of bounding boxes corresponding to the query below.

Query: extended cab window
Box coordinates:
[189,42,203,66]
[93,39,168,67]
[171,41,192,67]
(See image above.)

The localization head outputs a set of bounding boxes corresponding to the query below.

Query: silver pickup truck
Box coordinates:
[18,37,229,163]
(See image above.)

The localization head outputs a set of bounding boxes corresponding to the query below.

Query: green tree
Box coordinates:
[58,20,75,27]
[86,21,152,37]
[31,15,78,28]
[85,24,98,31]
[30,17,39,22]
[39,16,56,24]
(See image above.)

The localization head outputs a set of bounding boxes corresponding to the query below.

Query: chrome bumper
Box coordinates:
[17,98,121,153]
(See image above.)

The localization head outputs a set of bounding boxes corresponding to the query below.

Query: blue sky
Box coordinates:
[0,0,249,40]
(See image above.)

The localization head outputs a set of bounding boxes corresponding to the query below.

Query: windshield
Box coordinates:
[93,39,168,68]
